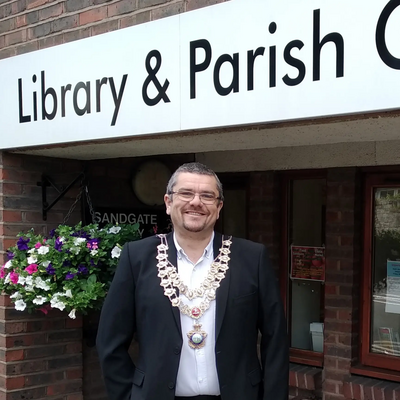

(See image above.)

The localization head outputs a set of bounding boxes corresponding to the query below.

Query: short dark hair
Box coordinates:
[166,162,224,201]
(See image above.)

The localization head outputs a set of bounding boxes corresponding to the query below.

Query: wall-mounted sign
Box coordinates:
[1,0,400,149]
[86,208,172,238]
[290,245,325,281]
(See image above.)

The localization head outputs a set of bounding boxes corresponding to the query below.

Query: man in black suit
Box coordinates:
[96,162,288,400]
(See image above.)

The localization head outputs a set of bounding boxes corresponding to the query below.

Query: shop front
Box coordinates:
[1,0,400,399]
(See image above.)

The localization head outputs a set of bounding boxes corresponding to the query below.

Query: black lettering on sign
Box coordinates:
[376,0,400,69]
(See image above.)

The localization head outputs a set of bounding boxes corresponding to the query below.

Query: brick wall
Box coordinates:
[248,171,281,272]
[0,285,83,400]
[0,152,83,257]
[323,168,361,400]
[0,151,84,399]
[0,0,229,60]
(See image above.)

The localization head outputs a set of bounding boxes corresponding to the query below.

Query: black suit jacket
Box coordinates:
[96,233,288,400]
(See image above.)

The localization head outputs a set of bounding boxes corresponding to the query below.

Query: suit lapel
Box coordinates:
[166,233,182,334]
[215,232,231,341]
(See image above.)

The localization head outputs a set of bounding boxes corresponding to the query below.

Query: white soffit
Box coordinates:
[8,113,400,160]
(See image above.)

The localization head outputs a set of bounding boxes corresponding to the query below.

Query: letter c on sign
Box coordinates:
[376,0,400,69]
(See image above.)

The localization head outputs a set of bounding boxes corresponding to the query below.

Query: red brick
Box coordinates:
[343,381,352,399]
[5,322,26,334]
[289,370,297,387]
[3,210,22,223]
[186,0,224,11]
[66,368,83,380]
[65,342,83,354]
[64,316,82,329]
[27,0,51,9]
[3,183,22,195]
[0,295,12,307]
[67,395,83,400]
[15,15,26,28]
[337,359,351,370]
[5,30,27,46]
[108,0,137,17]
[373,382,386,400]
[5,375,25,390]
[366,384,376,400]
[79,7,108,25]
[3,238,17,252]
[6,349,24,362]
[325,284,338,295]
[39,3,64,20]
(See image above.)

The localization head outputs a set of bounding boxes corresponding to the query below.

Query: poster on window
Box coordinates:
[385,261,400,314]
[290,246,325,282]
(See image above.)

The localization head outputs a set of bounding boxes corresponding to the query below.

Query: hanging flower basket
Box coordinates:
[0,222,141,318]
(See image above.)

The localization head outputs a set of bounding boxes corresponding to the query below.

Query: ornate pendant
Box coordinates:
[187,323,207,349]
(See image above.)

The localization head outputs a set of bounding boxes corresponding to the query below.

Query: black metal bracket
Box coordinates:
[38,172,85,221]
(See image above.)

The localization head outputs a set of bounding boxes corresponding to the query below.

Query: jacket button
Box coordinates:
[174,346,181,355]
[168,382,175,389]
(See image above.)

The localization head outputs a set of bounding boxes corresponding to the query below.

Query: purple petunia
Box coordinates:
[46,263,55,275]
[49,229,56,238]
[63,260,71,267]
[54,237,63,252]
[7,251,14,260]
[71,230,90,239]
[78,265,88,275]
[65,272,75,280]
[17,237,30,251]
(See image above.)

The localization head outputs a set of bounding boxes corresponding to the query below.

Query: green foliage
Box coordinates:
[0,222,140,317]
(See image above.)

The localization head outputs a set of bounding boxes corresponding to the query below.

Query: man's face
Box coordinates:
[164,172,223,237]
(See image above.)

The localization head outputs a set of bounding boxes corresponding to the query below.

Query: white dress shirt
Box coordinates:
[174,232,220,396]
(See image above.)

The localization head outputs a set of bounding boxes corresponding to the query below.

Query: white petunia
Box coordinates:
[27,248,36,254]
[18,276,26,285]
[4,273,11,284]
[111,246,121,259]
[64,289,73,298]
[25,285,35,292]
[15,299,26,311]
[90,249,98,256]
[25,276,34,286]
[35,277,50,291]
[68,309,76,319]
[41,260,51,268]
[50,300,65,311]
[73,237,86,246]
[108,226,121,234]
[70,247,80,255]
[27,256,37,264]
[10,291,21,299]
[32,296,47,305]
[4,260,13,269]
[37,246,49,255]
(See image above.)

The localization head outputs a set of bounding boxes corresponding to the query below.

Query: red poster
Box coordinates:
[290,245,325,281]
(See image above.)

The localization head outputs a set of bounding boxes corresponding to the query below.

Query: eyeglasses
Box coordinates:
[169,190,222,205]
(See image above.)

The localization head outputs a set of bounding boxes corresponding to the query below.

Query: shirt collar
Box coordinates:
[173,231,214,261]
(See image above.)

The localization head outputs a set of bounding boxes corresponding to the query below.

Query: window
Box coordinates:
[362,174,400,371]
[281,172,326,366]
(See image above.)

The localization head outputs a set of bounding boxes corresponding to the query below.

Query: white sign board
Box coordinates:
[0,0,400,148]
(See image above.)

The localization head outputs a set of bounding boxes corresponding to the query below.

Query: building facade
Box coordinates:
[1,0,400,399]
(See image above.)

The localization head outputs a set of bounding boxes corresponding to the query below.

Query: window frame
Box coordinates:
[361,173,400,372]
[280,170,326,367]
